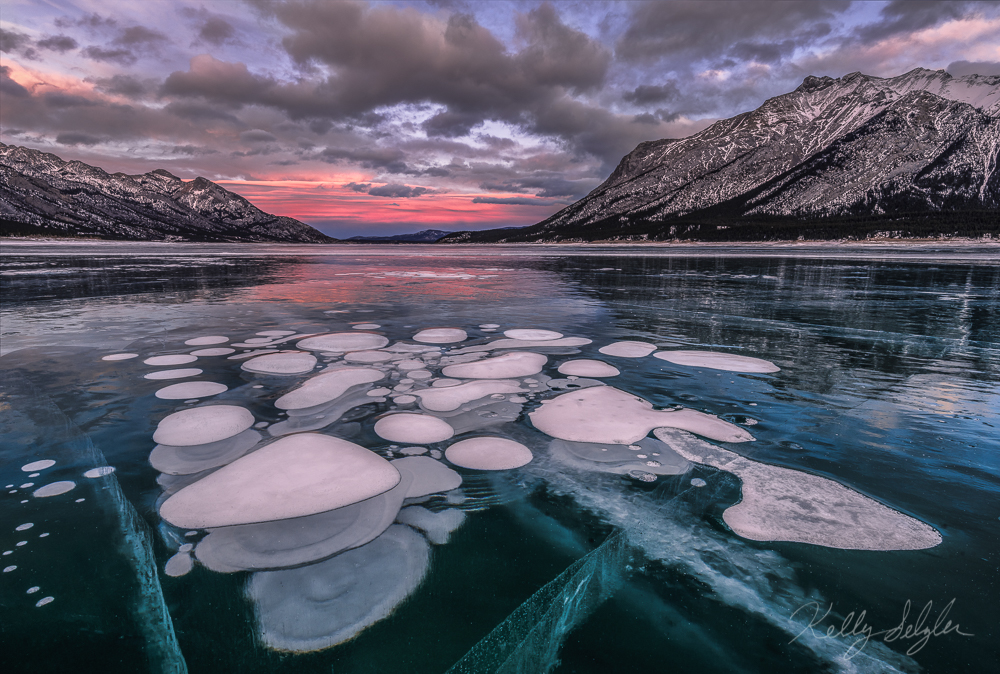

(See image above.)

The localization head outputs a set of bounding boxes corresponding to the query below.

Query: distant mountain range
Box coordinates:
[346,229,452,243]
[0,144,334,243]
[441,68,1000,243]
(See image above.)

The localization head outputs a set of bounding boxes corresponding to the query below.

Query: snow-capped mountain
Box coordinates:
[0,144,335,242]
[443,68,999,242]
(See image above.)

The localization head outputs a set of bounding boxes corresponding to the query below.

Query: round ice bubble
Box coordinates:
[164,552,194,577]
[144,355,198,366]
[33,482,76,498]
[155,382,228,400]
[297,333,389,353]
[257,330,296,337]
[598,341,657,358]
[275,367,384,410]
[503,329,563,341]
[16,523,33,531]
[412,328,467,344]
[442,352,546,379]
[691,478,707,487]
[344,351,393,364]
[102,353,138,361]
[184,336,229,346]
[374,414,455,444]
[445,437,533,470]
[22,460,55,472]
[352,323,381,330]
[153,405,255,447]
[557,360,620,377]
[83,466,115,478]
[144,369,203,380]
[241,352,317,375]
[652,350,780,373]
[190,348,236,357]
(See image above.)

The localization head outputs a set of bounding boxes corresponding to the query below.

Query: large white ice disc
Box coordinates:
[412,328,467,344]
[598,341,657,358]
[653,350,780,373]
[296,333,389,352]
[155,381,228,400]
[445,437,533,470]
[374,414,454,444]
[275,368,384,410]
[441,352,546,379]
[190,348,235,356]
[159,434,401,528]
[184,336,229,346]
[144,368,202,380]
[102,353,138,361]
[503,329,563,341]
[153,405,255,447]
[653,429,941,550]
[413,380,526,412]
[557,360,620,377]
[529,386,753,445]
[144,355,197,366]
[343,350,392,364]
[242,352,317,375]
[248,525,430,652]
[391,456,462,497]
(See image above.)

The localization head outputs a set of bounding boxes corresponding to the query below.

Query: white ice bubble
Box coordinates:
[242,352,317,375]
[414,380,527,412]
[383,343,441,354]
[654,429,941,550]
[164,551,194,577]
[155,382,228,400]
[257,330,296,337]
[652,350,780,373]
[184,336,229,346]
[16,523,33,531]
[190,347,236,356]
[393,395,417,404]
[454,337,592,353]
[151,429,262,475]
[248,525,429,652]
[691,478,707,487]
[27,586,40,594]
[153,405,255,446]
[83,466,115,478]
[243,337,275,344]
[159,433,401,529]
[21,460,55,472]
[548,437,688,476]
[557,360,620,377]
[297,332,389,353]
[396,507,466,544]
[398,446,428,456]
[2,566,15,573]
[442,352,547,379]
[275,367,384,410]
[35,597,54,607]
[503,329,563,341]
[445,437,533,470]
[102,353,138,361]
[19,483,33,488]
[144,355,198,366]
[343,350,393,364]
[598,341,657,358]
[352,323,381,330]
[408,370,432,380]
[529,386,754,445]
[144,368,203,380]
[432,379,462,388]
[374,414,455,444]
[479,324,500,329]
[391,456,462,498]
[33,481,76,498]
[412,328,467,344]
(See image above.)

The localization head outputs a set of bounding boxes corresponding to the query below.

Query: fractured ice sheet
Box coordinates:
[160,433,401,528]
[150,429,262,476]
[529,387,754,445]
[445,437,533,470]
[653,350,780,373]
[155,381,228,400]
[598,341,657,358]
[503,329,563,341]
[274,367,384,410]
[297,333,389,352]
[144,368,202,380]
[241,352,317,375]
[248,525,430,652]
[414,380,526,412]
[195,470,413,572]
[396,506,466,544]
[548,437,689,476]
[374,413,455,444]
[653,428,942,550]
[442,351,546,379]
[556,360,620,377]
[413,328,467,344]
[391,456,462,498]
[153,405,255,446]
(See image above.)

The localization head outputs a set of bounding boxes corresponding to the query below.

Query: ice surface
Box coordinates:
[297,333,389,352]
[155,382,228,400]
[653,429,942,550]
[241,352,317,375]
[144,368,203,380]
[391,456,462,497]
[413,328,468,343]
[153,405,255,446]
[248,525,430,652]
[184,336,229,346]
[33,481,76,497]
[21,460,55,472]
[102,353,138,361]
[396,507,466,544]
[374,413,455,443]
[190,347,235,356]
[445,401,524,434]
[275,367,384,410]
[160,433,401,528]
[503,329,563,341]
[83,466,116,478]
[415,380,526,412]
[150,429,262,475]
[597,341,657,358]
[530,387,754,445]
[445,437,533,470]
[144,355,198,366]
[442,352,547,379]
[653,350,780,373]
[556,360,620,377]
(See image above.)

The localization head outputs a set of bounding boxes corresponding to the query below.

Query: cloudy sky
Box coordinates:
[2,1,998,237]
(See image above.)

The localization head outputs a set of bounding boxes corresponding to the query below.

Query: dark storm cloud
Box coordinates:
[92,74,158,99]
[346,182,371,192]
[43,92,99,108]
[471,196,546,205]
[82,46,137,65]
[240,129,278,143]
[623,82,679,105]
[55,13,118,32]
[36,35,79,53]
[172,144,218,155]
[0,28,38,59]
[367,183,430,198]
[0,66,30,98]
[164,101,245,125]
[198,17,237,45]
[855,1,976,42]
[480,174,588,198]
[56,131,103,146]
[947,60,1000,77]
[81,22,169,66]
[319,146,409,173]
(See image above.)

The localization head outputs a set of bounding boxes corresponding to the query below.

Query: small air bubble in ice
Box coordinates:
[15,523,33,532]
[691,478,707,487]
[35,597,54,607]
[19,483,33,489]
[27,586,39,594]
[21,460,55,472]
[16,541,27,547]
[39,533,49,538]
[83,466,115,479]
[2,566,15,573]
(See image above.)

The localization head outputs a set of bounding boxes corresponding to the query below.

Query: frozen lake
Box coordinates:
[1,242,998,674]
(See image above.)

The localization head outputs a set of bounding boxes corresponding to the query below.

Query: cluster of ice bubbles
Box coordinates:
[91,320,941,654]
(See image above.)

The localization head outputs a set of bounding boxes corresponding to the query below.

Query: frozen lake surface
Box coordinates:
[2,242,998,673]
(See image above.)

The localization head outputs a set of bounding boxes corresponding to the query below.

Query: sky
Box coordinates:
[2,1,998,238]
